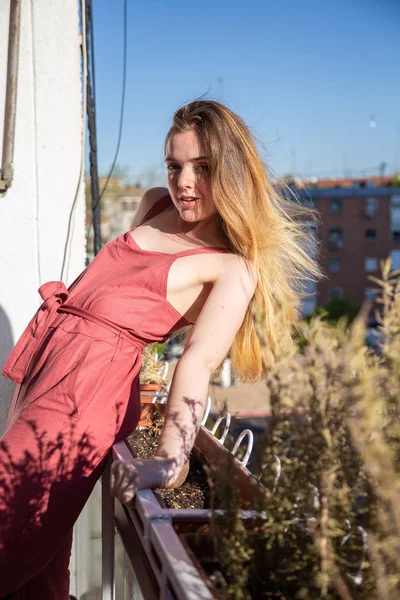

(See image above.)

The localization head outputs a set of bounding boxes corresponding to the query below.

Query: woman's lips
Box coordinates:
[181,198,198,208]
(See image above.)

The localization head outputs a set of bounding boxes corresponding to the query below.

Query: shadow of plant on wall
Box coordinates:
[206,259,400,599]
[0,395,129,594]
[0,417,100,548]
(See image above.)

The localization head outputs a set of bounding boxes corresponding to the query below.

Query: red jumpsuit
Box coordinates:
[0,195,227,598]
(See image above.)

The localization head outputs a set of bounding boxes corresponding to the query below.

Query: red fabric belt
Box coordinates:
[57,304,144,351]
[2,281,145,384]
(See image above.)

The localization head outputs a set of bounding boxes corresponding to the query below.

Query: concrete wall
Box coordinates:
[0,0,85,431]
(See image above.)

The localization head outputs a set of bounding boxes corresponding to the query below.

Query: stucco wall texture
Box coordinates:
[0,0,85,432]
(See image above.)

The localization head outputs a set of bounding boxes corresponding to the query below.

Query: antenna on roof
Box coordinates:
[342,152,353,179]
[379,162,387,178]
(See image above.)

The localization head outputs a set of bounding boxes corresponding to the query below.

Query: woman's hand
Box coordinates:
[110,457,179,505]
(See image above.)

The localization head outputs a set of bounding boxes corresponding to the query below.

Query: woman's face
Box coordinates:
[165,129,217,223]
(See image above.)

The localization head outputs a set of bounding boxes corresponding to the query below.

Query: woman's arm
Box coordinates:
[110,256,256,503]
[154,256,256,474]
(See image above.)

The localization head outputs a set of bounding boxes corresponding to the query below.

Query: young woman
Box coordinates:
[0,100,319,598]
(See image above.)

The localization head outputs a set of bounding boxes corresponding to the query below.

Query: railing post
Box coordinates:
[102,453,115,600]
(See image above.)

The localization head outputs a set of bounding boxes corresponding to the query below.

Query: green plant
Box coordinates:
[139,344,167,386]
[207,259,400,599]
[206,451,253,600]
[152,342,166,356]
[309,298,360,326]
[391,173,400,187]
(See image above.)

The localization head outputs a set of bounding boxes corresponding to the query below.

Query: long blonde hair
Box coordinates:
[165,100,321,381]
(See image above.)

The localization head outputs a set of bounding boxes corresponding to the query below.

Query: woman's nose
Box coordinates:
[178,166,194,189]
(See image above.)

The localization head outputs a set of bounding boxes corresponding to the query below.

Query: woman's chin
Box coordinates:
[180,208,200,221]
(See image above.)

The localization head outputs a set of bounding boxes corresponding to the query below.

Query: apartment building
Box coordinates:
[298,176,400,309]
[86,182,147,260]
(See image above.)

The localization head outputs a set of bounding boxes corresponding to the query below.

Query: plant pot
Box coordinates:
[139,383,165,428]
[140,383,163,393]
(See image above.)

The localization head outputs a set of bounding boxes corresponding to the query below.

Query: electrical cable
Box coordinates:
[60,0,87,281]
[85,0,102,256]
[86,0,128,247]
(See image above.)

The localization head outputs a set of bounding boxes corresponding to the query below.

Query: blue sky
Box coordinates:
[92,0,400,184]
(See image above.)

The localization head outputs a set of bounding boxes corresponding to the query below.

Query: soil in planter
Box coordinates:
[127,427,210,509]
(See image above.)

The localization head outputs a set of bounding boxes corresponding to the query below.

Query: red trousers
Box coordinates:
[0,389,112,598]
[0,323,141,597]
[0,284,142,597]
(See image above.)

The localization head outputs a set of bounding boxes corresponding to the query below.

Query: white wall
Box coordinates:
[0,0,85,431]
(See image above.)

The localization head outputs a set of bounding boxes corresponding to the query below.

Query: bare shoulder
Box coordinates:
[213,252,257,298]
[192,251,256,291]
[130,187,169,228]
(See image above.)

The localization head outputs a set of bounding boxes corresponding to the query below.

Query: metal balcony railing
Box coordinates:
[99,397,370,599]
[100,397,256,600]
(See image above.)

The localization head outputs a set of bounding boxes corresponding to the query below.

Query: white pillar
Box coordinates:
[0,0,85,433]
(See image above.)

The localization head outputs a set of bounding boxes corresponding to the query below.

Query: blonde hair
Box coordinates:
[165,100,321,381]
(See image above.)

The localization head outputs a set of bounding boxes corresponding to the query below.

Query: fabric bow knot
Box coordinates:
[2,281,69,383]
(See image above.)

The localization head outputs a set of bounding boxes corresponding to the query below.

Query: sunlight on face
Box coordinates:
[165,129,216,222]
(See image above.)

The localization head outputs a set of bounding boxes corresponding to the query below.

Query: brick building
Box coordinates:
[298,176,400,310]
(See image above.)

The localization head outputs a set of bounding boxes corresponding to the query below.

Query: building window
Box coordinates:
[365,257,378,272]
[329,228,342,249]
[329,287,343,300]
[365,287,379,302]
[366,228,377,241]
[392,231,400,242]
[391,195,400,209]
[391,249,400,270]
[330,197,342,213]
[391,197,400,239]
[328,259,341,273]
[365,197,378,217]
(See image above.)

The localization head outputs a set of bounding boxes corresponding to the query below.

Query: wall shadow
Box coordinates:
[0,413,108,595]
[0,305,15,435]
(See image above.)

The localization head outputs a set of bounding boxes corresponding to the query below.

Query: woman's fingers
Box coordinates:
[110,460,138,504]
[109,457,181,503]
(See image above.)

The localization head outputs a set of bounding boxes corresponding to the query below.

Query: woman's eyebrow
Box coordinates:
[165,155,208,162]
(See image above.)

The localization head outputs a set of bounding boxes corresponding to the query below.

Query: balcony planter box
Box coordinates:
[105,424,260,600]
[129,415,259,508]
[106,408,369,599]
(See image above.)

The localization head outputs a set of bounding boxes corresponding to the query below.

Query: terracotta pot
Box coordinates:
[139,383,165,428]
[140,383,163,393]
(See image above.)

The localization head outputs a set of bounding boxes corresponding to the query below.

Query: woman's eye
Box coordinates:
[167,165,179,172]
[197,164,209,173]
